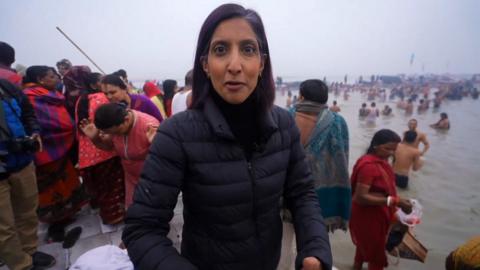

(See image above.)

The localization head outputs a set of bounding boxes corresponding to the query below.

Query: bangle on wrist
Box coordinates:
[387,196,399,207]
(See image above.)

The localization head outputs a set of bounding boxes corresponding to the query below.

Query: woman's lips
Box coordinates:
[224,81,245,91]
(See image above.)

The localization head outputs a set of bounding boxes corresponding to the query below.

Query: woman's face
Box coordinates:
[39,69,60,91]
[202,18,264,105]
[375,142,399,159]
[102,84,129,103]
[57,64,70,76]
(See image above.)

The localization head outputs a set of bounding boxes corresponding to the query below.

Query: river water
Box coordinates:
[274,90,480,269]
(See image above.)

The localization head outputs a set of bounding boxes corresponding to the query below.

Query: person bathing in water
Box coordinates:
[393,131,424,189]
[359,103,369,117]
[430,112,450,130]
[405,119,430,156]
[330,100,341,113]
[382,105,392,116]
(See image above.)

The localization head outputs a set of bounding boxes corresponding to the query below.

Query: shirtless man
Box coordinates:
[393,131,424,188]
[330,100,341,113]
[405,98,414,114]
[405,119,430,155]
[430,112,450,130]
[359,103,369,117]
[397,96,407,109]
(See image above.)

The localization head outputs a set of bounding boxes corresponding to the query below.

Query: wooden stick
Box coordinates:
[56,26,106,74]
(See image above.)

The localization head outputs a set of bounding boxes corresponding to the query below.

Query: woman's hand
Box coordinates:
[31,133,43,152]
[398,198,413,214]
[79,119,99,139]
[146,125,159,143]
[302,257,323,270]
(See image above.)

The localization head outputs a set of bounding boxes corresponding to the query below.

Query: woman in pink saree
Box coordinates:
[79,102,159,208]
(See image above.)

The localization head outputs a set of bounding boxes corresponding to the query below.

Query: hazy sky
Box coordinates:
[2,0,479,83]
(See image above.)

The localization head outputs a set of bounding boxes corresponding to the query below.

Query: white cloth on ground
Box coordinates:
[70,245,133,270]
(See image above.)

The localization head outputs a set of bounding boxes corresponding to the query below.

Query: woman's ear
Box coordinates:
[202,57,210,78]
[259,54,266,75]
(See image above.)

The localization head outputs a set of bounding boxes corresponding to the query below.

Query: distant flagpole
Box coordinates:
[56,26,106,74]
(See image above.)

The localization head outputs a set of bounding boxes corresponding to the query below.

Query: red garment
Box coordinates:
[165,98,172,117]
[143,82,162,98]
[23,85,74,166]
[349,154,397,267]
[80,157,125,225]
[0,67,22,86]
[75,93,116,169]
[110,110,159,208]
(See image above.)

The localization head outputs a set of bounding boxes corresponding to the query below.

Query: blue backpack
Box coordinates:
[0,86,33,173]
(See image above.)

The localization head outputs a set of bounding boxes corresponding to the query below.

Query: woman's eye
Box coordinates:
[213,45,227,55]
[243,45,257,55]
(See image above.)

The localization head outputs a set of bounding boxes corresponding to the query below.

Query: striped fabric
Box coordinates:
[23,85,74,166]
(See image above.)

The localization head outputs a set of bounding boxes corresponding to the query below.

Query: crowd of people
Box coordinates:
[1,3,479,270]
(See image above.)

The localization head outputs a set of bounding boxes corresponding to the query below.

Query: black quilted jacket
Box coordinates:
[122,97,332,270]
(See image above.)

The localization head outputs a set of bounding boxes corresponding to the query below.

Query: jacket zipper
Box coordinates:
[247,161,257,222]
[247,160,264,267]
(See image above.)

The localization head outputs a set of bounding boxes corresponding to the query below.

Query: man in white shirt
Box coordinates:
[171,69,193,115]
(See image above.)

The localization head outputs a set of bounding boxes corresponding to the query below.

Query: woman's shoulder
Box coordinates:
[22,85,49,96]
[157,109,211,140]
[270,105,295,129]
[133,109,160,125]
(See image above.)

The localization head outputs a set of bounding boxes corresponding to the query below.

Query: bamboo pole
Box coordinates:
[56,26,106,74]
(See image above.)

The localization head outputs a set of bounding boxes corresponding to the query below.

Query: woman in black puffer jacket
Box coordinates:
[122,4,332,270]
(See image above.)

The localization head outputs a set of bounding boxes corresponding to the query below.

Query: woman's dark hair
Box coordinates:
[94,102,128,130]
[366,129,401,154]
[162,79,177,100]
[441,112,448,119]
[23,65,52,84]
[0,41,15,66]
[371,102,376,107]
[101,74,127,90]
[86,72,102,91]
[299,79,328,104]
[190,3,275,112]
[113,69,127,79]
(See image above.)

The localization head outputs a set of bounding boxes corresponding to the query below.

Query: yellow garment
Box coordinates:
[453,236,480,269]
[151,96,167,120]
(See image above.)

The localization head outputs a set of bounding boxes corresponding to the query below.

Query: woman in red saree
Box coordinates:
[350,129,412,270]
[75,73,126,225]
[23,66,88,225]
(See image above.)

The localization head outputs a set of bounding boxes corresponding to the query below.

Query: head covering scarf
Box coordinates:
[63,65,91,117]
[143,81,162,98]
[63,66,91,93]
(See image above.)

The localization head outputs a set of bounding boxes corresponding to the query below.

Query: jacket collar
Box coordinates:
[202,97,278,143]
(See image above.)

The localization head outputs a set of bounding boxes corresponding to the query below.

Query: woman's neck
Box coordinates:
[211,89,259,148]
[124,93,132,106]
